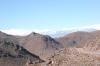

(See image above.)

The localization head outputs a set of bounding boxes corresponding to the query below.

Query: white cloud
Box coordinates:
[62,24,100,31]
[1,24,100,36]
[2,29,32,36]
[1,29,50,36]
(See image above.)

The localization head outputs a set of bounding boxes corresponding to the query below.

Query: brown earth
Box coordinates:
[1,30,100,66]
[16,32,63,59]
[56,31,100,48]
[0,31,44,66]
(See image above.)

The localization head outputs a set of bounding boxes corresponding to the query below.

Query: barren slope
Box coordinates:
[0,31,44,66]
[17,32,63,59]
[57,31,100,48]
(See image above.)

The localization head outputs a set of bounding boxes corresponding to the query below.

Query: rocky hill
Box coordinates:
[0,31,44,66]
[51,31,100,66]
[56,31,100,48]
[16,32,63,59]
[1,30,100,66]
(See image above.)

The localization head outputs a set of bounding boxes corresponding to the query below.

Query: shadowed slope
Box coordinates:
[0,31,44,66]
[17,32,63,59]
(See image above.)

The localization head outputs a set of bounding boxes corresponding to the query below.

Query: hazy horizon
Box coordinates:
[0,0,100,35]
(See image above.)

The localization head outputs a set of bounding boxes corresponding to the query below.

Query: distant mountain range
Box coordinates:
[2,28,98,38]
[47,28,97,38]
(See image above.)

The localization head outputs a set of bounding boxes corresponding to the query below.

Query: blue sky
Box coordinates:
[0,0,100,30]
